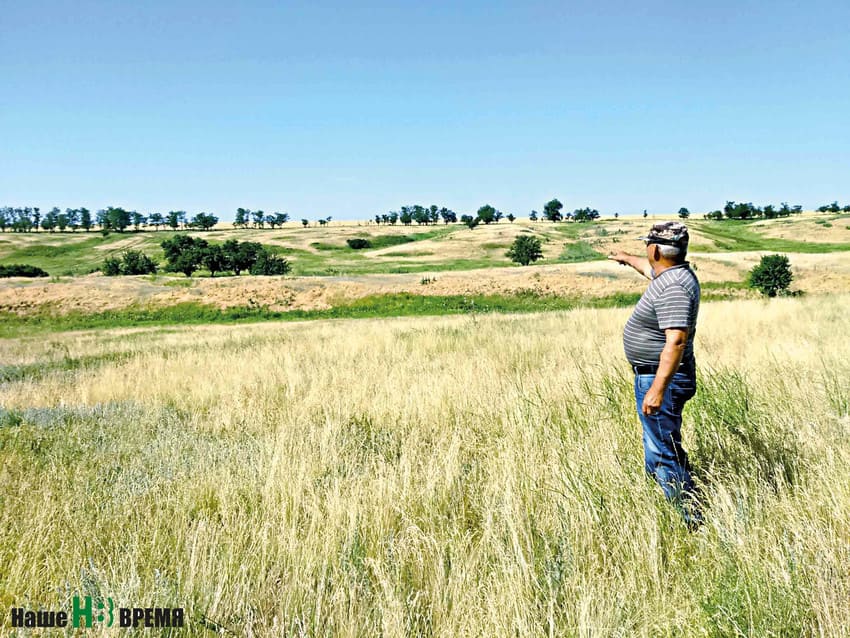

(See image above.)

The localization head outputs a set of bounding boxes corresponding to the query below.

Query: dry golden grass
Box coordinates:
[1,295,849,635]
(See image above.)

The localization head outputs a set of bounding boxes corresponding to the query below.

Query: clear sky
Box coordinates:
[2,0,849,221]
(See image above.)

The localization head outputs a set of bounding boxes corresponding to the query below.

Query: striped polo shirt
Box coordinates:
[623,263,700,368]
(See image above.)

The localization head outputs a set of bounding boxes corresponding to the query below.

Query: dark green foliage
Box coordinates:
[102,257,121,276]
[0,263,50,277]
[347,238,372,249]
[161,235,208,277]
[543,199,563,222]
[506,235,543,266]
[201,244,227,276]
[476,204,498,224]
[748,254,793,297]
[460,215,479,229]
[102,250,157,276]
[678,207,690,219]
[250,251,291,275]
[222,239,262,275]
[570,207,600,222]
[190,212,219,230]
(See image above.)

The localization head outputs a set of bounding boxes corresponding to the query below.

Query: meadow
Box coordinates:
[1,294,849,636]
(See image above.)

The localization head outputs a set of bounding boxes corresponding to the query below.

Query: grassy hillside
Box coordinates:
[2,213,849,277]
[2,295,848,636]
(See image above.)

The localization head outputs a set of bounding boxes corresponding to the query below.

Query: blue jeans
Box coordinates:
[634,371,700,524]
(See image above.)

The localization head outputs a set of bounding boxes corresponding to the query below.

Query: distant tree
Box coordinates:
[42,207,60,232]
[0,208,8,232]
[749,254,793,297]
[460,214,479,229]
[529,210,538,222]
[161,235,208,277]
[429,205,440,225]
[388,211,399,225]
[399,210,413,225]
[234,208,249,228]
[201,244,227,276]
[57,212,69,232]
[148,212,164,230]
[191,212,219,230]
[221,239,262,275]
[614,212,619,219]
[273,212,289,227]
[102,250,157,276]
[252,210,265,228]
[105,207,132,232]
[347,238,371,249]
[507,235,543,266]
[32,208,41,232]
[166,211,181,230]
[643,210,648,219]
[301,218,309,227]
[507,213,516,223]
[704,210,723,220]
[440,208,457,224]
[572,207,600,222]
[264,214,277,228]
[131,211,146,231]
[678,207,690,219]
[477,204,497,224]
[543,199,563,222]
[844,205,850,213]
[318,218,327,226]
[250,250,291,275]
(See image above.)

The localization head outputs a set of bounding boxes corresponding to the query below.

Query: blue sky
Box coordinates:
[2,0,849,220]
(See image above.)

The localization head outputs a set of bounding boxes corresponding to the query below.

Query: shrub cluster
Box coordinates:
[102,250,158,276]
[346,238,372,249]
[0,264,49,277]
[161,236,290,277]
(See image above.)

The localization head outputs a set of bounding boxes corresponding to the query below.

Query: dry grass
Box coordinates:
[1,294,849,636]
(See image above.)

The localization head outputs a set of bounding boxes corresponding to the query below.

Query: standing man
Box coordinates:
[608,221,702,527]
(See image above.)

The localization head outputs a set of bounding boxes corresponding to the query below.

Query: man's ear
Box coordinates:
[649,244,660,261]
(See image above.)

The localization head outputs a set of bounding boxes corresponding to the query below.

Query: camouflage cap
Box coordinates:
[638,221,689,247]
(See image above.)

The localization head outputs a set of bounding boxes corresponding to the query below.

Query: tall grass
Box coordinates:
[1,295,849,636]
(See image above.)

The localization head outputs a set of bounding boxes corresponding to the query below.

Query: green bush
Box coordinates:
[749,254,793,297]
[346,238,372,249]
[506,235,543,266]
[250,251,291,276]
[0,264,50,278]
[102,250,157,276]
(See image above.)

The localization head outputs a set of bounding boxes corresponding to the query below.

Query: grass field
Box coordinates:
[1,294,849,636]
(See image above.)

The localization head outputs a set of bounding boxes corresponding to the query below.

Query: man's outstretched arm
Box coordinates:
[608,251,652,279]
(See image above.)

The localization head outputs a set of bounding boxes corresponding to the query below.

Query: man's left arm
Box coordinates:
[641,328,688,416]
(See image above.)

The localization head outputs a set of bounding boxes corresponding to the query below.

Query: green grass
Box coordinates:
[558,241,607,263]
[691,221,850,253]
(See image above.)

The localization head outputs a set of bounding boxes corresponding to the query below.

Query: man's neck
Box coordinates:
[650,260,686,277]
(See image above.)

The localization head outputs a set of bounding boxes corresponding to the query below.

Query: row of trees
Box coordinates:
[158,237,290,277]
[528,199,601,223]
[701,201,805,221]
[816,201,850,213]
[0,206,221,233]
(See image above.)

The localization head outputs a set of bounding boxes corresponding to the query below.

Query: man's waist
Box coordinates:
[632,360,695,375]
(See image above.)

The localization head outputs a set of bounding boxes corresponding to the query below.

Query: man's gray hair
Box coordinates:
[658,244,687,262]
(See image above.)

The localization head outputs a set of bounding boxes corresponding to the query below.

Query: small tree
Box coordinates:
[460,214,479,229]
[250,251,291,275]
[506,213,516,223]
[678,207,690,219]
[507,235,543,266]
[201,245,227,276]
[347,238,371,249]
[119,250,157,275]
[749,254,793,297]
